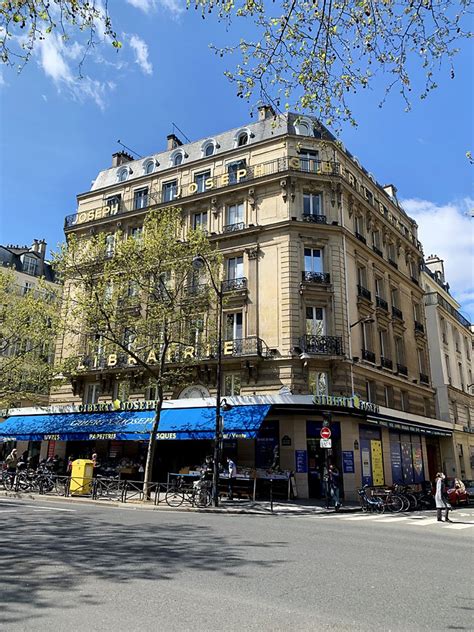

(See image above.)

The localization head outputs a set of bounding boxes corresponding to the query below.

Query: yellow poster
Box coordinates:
[371,440,385,486]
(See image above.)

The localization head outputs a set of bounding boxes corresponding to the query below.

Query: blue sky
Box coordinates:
[0,0,472,318]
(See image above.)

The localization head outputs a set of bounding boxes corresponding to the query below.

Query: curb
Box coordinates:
[0,490,361,516]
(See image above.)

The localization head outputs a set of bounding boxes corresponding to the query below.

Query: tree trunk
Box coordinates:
[143,388,163,500]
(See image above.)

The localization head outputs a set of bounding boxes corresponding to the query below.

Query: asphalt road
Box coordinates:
[1,497,473,632]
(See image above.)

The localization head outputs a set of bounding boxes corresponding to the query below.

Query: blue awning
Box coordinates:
[0,405,271,442]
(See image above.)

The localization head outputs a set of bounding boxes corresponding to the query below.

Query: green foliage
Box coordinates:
[189,0,472,131]
[0,1,119,69]
[53,206,220,394]
[0,268,61,409]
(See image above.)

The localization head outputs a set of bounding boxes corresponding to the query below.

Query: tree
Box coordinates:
[193,0,472,130]
[54,206,220,496]
[0,1,119,70]
[0,268,61,409]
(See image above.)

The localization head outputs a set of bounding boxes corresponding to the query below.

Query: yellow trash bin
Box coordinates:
[69,459,94,496]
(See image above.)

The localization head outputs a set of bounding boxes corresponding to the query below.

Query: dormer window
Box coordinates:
[237,132,248,147]
[117,167,128,182]
[294,117,313,136]
[202,140,216,157]
[144,160,155,175]
[22,254,38,276]
[170,150,185,167]
[234,128,252,148]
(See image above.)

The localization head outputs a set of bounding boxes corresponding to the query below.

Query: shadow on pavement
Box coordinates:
[0,507,286,626]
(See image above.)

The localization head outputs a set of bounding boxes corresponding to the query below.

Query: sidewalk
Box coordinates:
[0,489,361,516]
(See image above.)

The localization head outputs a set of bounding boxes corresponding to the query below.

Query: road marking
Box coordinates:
[341,514,387,521]
[444,523,474,530]
[0,509,17,513]
[14,503,76,512]
[407,518,440,526]
[375,517,409,523]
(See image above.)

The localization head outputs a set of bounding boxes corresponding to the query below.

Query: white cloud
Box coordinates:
[37,33,113,110]
[402,197,474,319]
[126,0,184,16]
[129,34,153,75]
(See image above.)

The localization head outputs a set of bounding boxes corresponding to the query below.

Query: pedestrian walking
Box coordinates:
[227,457,237,500]
[435,472,452,522]
[328,464,341,511]
[5,448,19,473]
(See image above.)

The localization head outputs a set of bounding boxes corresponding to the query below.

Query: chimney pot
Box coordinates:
[258,105,276,121]
[167,134,183,151]
[112,151,133,168]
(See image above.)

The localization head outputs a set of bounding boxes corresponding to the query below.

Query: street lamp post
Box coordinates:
[192,255,224,507]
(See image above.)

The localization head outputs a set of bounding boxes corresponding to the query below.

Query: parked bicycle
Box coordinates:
[165,475,212,508]
[357,486,385,513]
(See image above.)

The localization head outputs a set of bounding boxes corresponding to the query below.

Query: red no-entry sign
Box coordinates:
[320,427,332,440]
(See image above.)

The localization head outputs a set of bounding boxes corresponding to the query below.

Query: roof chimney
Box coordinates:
[37,239,47,259]
[31,239,40,253]
[258,105,276,121]
[425,254,445,283]
[112,151,134,168]
[167,134,183,151]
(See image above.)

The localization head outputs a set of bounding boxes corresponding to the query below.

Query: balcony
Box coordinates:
[302,213,327,224]
[414,321,425,334]
[376,296,388,311]
[355,232,367,245]
[381,356,393,370]
[362,349,376,363]
[301,271,331,284]
[224,336,270,357]
[388,258,398,270]
[223,222,245,233]
[372,245,383,258]
[222,277,248,292]
[392,306,404,320]
[411,276,419,286]
[357,285,372,301]
[300,335,344,356]
[397,363,408,376]
[420,373,430,385]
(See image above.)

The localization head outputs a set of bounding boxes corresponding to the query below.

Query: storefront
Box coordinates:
[0,395,454,500]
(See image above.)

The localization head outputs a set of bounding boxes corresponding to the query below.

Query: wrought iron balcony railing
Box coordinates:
[357,285,372,301]
[392,306,404,320]
[222,277,248,292]
[381,356,393,370]
[372,245,383,258]
[362,349,376,363]
[302,213,327,224]
[355,232,367,245]
[376,296,388,311]
[388,258,398,270]
[301,271,331,284]
[300,335,344,356]
[223,222,245,233]
[397,363,408,376]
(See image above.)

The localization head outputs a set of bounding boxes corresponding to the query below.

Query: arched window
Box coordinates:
[204,143,214,156]
[237,132,248,147]
[171,151,184,167]
[118,168,128,182]
[144,160,155,175]
[294,118,313,136]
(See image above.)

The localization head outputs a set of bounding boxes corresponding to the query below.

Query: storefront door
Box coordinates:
[359,426,384,487]
[306,420,342,498]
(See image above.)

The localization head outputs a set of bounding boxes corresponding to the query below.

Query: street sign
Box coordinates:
[320,427,332,440]
[320,438,332,448]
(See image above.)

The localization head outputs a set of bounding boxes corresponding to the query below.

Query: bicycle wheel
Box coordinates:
[194,489,212,508]
[405,493,418,511]
[165,489,185,507]
[386,494,404,513]
[372,497,386,513]
[2,473,14,491]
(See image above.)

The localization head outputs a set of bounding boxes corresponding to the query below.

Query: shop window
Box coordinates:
[256,420,280,468]
[224,373,241,397]
[309,371,328,396]
[390,432,424,485]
